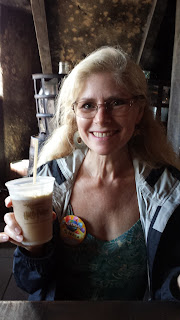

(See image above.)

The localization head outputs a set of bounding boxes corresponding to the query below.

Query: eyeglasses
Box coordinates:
[72,97,136,119]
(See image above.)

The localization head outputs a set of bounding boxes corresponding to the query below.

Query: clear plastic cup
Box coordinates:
[5,176,55,246]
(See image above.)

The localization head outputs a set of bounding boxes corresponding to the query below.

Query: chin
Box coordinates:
[91,147,115,156]
[89,143,129,156]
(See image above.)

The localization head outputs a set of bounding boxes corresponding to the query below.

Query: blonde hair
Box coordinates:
[38,46,179,169]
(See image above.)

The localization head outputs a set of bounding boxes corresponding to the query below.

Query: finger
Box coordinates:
[0,229,21,246]
[4,212,22,234]
[4,225,23,243]
[0,232,9,243]
[0,231,38,251]
[5,196,13,208]
[0,231,23,246]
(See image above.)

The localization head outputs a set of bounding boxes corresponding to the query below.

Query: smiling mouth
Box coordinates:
[92,131,116,137]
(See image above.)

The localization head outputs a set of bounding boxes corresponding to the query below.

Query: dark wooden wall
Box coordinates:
[0,5,41,183]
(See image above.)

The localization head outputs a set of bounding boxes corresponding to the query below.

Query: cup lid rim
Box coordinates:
[5,176,55,188]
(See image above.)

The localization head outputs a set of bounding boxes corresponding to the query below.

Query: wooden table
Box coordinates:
[0,300,180,320]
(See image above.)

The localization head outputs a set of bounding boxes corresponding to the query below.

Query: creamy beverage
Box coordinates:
[12,193,53,245]
[5,176,55,246]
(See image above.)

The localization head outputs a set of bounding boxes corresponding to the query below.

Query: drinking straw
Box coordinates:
[33,138,39,184]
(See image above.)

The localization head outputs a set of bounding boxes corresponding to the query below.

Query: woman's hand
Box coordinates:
[2,211,23,244]
[0,196,56,255]
[0,196,24,246]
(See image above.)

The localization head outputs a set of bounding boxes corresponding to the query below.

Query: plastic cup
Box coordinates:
[5,176,55,246]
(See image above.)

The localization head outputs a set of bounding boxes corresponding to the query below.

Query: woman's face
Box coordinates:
[75,72,144,156]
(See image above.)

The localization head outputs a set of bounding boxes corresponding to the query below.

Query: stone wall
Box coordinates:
[45,0,155,72]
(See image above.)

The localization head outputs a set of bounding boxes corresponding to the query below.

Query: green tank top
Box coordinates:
[56,205,147,300]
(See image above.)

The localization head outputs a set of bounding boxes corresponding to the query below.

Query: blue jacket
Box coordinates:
[13,149,180,301]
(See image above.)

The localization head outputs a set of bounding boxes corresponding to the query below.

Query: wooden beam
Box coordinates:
[30,0,52,74]
[167,0,180,156]
[136,0,157,64]
[139,0,169,67]
[0,0,31,12]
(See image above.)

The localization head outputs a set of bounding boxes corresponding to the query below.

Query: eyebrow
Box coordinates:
[77,95,129,102]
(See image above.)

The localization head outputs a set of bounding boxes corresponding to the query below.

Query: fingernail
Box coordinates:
[15,227,21,235]
[16,235,23,242]
[1,235,9,242]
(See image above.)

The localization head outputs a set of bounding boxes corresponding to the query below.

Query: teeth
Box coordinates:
[93,132,113,137]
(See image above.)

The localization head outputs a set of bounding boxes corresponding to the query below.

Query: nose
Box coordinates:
[93,105,111,124]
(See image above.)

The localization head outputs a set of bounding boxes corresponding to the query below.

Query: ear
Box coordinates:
[135,105,144,125]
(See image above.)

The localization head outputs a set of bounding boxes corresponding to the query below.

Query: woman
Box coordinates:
[1,46,180,301]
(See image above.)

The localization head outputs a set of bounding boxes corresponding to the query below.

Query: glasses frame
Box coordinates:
[72,97,137,119]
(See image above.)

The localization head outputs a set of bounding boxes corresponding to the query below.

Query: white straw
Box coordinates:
[33,138,39,184]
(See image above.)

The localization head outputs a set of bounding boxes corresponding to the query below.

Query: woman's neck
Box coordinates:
[83,148,134,182]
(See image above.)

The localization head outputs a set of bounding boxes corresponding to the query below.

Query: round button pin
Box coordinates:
[60,215,86,246]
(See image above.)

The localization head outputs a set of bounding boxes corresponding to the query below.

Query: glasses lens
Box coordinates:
[75,101,96,118]
[74,98,133,118]
[110,99,131,116]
